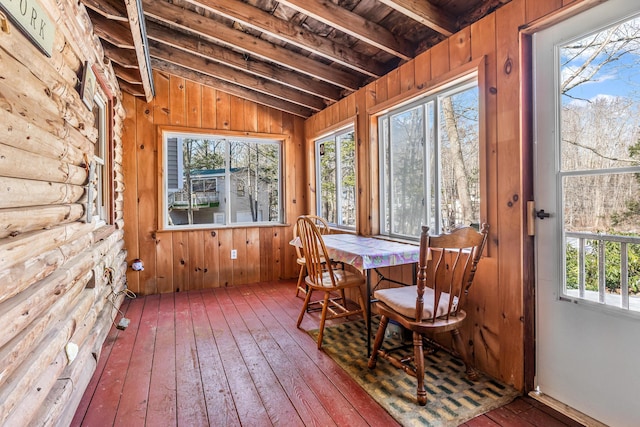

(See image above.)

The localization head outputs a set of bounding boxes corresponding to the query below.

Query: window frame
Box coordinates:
[376,73,483,241]
[157,126,287,231]
[314,124,357,230]
[90,84,114,225]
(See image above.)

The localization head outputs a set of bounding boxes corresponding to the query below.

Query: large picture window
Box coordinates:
[161,129,283,229]
[315,126,356,229]
[378,78,480,239]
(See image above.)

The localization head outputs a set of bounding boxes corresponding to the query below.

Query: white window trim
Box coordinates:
[377,77,479,240]
[315,125,356,230]
[160,129,285,230]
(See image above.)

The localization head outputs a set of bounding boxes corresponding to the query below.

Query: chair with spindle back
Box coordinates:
[296,215,367,349]
[293,215,331,298]
[368,223,489,405]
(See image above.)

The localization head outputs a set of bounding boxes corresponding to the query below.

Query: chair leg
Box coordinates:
[358,290,367,325]
[339,289,347,306]
[451,328,479,381]
[367,315,389,369]
[296,288,313,328]
[295,265,306,298]
[413,331,427,406]
[316,292,331,349]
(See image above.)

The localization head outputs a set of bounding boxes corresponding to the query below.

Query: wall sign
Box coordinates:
[80,62,96,110]
[0,0,54,57]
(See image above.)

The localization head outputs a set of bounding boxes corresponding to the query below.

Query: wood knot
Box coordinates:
[504,58,513,75]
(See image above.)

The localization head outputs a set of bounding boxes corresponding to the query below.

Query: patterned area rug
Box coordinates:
[309,320,519,427]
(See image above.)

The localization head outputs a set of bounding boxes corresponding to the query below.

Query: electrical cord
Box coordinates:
[103,267,136,330]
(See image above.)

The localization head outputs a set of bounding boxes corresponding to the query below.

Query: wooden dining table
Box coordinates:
[292,233,420,355]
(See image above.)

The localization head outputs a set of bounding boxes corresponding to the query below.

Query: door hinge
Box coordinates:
[527,201,553,236]
[527,201,536,236]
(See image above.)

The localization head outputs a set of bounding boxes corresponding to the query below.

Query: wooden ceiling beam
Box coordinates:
[124,0,154,102]
[184,0,388,78]
[87,9,134,49]
[81,0,128,22]
[146,21,342,102]
[113,63,142,85]
[118,79,145,97]
[142,0,363,91]
[276,0,414,61]
[151,59,313,118]
[103,42,140,69]
[149,42,326,111]
[377,0,457,36]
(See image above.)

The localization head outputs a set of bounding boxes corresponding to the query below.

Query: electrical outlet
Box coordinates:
[230,249,237,259]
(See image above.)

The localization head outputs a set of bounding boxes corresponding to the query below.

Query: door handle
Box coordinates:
[536,209,551,219]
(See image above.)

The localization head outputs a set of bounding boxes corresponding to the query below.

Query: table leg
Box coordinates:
[366,269,371,357]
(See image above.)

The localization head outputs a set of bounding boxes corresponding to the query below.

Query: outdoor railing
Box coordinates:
[169,191,220,208]
[565,231,640,312]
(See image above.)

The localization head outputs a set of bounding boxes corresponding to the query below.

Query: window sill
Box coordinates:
[156,223,289,233]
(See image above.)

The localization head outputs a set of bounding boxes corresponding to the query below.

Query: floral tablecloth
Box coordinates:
[320,234,419,273]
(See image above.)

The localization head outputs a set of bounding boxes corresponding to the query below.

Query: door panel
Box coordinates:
[534,1,640,426]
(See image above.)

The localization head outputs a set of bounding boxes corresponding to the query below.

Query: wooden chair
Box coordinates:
[296,215,367,349]
[294,215,331,298]
[368,223,489,405]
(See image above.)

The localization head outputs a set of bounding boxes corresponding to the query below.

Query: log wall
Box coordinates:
[122,71,305,295]
[304,0,591,392]
[0,0,126,425]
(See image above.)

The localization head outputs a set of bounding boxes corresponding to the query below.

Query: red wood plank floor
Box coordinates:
[72,280,583,426]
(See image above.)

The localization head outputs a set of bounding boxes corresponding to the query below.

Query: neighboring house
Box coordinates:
[167,167,268,225]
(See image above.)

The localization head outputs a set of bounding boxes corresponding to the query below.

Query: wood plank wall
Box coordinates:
[122,71,305,295]
[304,0,588,392]
[0,0,126,425]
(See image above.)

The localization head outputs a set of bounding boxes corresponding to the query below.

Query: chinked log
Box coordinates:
[2,351,67,426]
[0,247,95,349]
[0,176,84,209]
[33,343,96,427]
[0,27,79,92]
[0,277,86,386]
[0,49,93,134]
[0,247,125,398]
[0,73,96,146]
[0,283,93,425]
[40,281,125,427]
[0,231,92,304]
[0,203,85,239]
[0,107,85,165]
[0,143,87,185]
[32,261,127,427]
[0,221,93,271]
[71,257,127,356]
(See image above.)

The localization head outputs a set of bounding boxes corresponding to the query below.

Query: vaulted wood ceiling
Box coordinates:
[82,0,511,118]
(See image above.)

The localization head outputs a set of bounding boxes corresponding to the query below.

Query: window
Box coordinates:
[161,130,283,229]
[315,126,356,229]
[378,78,480,239]
[92,89,112,223]
[556,15,640,310]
